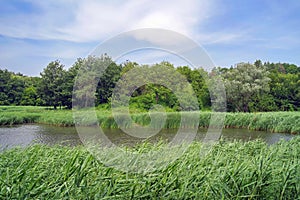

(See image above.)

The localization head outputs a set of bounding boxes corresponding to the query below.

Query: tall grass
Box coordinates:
[1,137,300,199]
[225,112,300,134]
[37,110,75,126]
[0,106,74,127]
[0,112,40,125]
[0,106,299,134]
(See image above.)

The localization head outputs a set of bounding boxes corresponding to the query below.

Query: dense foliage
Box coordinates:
[0,56,299,112]
[1,138,300,199]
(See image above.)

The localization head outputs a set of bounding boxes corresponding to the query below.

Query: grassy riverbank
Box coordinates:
[1,138,300,199]
[0,106,299,134]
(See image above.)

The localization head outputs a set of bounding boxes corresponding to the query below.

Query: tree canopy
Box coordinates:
[0,57,299,112]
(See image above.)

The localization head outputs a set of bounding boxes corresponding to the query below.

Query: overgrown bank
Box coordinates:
[1,138,300,199]
[0,106,299,134]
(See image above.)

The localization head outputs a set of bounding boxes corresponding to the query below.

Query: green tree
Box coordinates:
[62,58,83,109]
[39,60,66,109]
[254,59,263,68]
[0,69,41,106]
[6,73,25,105]
[96,62,122,104]
[176,66,210,109]
[73,55,114,108]
[114,63,198,111]
[20,86,38,105]
[0,69,11,105]
[269,73,299,111]
[120,61,139,76]
[222,63,270,112]
[248,94,277,112]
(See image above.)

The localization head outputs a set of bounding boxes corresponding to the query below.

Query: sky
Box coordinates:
[1,0,300,76]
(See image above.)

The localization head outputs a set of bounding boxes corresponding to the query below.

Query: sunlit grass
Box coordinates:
[1,137,300,199]
[0,106,299,134]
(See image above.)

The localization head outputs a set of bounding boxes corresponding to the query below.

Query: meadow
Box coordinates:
[0,106,299,134]
[0,137,300,199]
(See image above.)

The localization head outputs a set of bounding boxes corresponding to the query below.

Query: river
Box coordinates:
[0,124,295,151]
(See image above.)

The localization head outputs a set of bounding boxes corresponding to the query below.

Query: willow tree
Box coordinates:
[223,63,270,112]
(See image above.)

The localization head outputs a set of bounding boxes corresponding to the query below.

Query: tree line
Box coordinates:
[0,54,299,112]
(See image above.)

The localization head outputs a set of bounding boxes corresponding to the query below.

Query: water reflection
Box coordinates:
[0,124,295,151]
[0,125,81,151]
[34,125,81,146]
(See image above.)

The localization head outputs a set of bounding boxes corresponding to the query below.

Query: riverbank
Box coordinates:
[0,106,299,134]
[1,138,299,199]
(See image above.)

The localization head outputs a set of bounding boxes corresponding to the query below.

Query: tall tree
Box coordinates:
[96,62,122,105]
[114,63,198,111]
[62,58,83,109]
[39,60,66,109]
[73,55,114,108]
[269,73,299,111]
[222,63,270,112]
[0,69,11,105]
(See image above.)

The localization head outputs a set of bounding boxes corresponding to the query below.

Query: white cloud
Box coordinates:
[2,0,300,75]
[196,32,243,45]
[0,0,217,43]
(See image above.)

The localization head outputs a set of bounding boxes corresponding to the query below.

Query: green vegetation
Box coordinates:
[1,138,300,199]
[225,112,300,134]
[1,47,299,200]
[1,57,299,112]
[1,106,299,134]
[220,63,270,112]
[0,106,72,126]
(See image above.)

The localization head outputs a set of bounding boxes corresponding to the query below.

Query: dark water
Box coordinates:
[0,124,295,151]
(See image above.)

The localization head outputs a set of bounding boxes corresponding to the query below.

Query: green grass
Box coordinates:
[1,137,300,199]
[0,106,299,134]
[225,112,300,134]
[0,106,74,127]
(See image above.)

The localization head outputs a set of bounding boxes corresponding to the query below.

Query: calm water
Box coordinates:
[0,124,295,151]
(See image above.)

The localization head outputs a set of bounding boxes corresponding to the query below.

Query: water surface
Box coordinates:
[0,124,295,151]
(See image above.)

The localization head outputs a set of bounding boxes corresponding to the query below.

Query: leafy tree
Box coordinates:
[281,63,299,74]
[254,59,263,68]
[114,62,198,111]
[222,63,270,112]
[0,70,26,105]
[0,69,42,106]
[39,60,66,109]
[120,61,139,76]
[176,66,210,109]
[7,76,23,104]
[269,73,299,111]
[190,68,210,109]
[0,69,11,105]
[73,55,114,108]
[1,57,300,112]
[20,86,38,105]
[61,58,83,109]
[248,94,277,112]
[96,62,122,105]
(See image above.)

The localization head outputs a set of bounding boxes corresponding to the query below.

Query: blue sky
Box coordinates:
[1,0,300,76]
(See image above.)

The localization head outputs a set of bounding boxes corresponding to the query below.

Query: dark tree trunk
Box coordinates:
[155,92,159,104]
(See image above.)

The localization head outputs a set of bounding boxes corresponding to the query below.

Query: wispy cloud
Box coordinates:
[0,0,217,43]
[1,0,300,76]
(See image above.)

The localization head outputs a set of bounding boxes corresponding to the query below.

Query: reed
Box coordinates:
[37,110,75,127]
[0,112,40,125]
[0,106,299,134]
[1,137,300,199]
